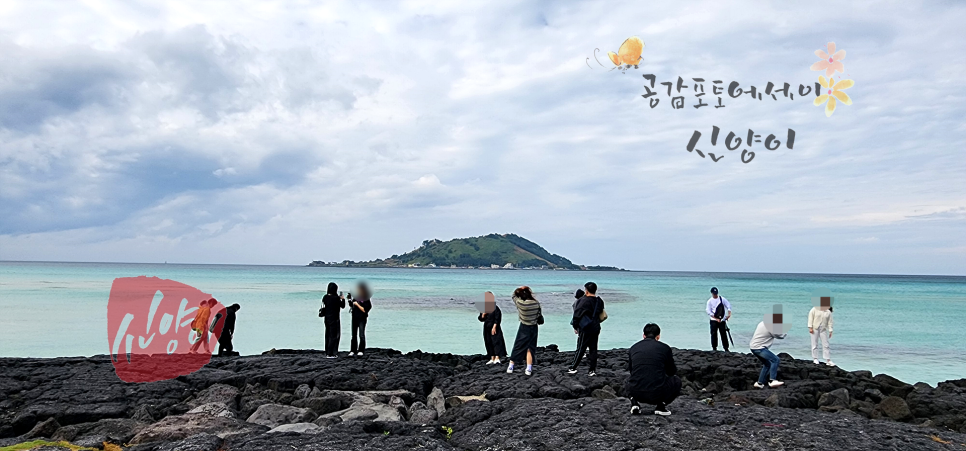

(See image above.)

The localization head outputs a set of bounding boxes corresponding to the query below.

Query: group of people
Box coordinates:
[476,284,837,416]
[188,298,241,356]
[318,282,373,358]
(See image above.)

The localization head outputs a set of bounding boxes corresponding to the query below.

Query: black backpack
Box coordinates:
[714,299,726,320]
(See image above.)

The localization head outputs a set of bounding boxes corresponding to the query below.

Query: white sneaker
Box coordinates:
[813,359,820,365]
[768,380,784,388]
[654,404,671,416]
[494,359,500,364]
[485,360,495,365]
[348,352,355,357]
[754,382,765,389]
[588,372,596,377]
[525,368,532,376]
[826,361,836,367]
[356,352,363,356]
[325,355,337,359]
[507,365,514,374]
[630,404,641,415]
[567,369,578,375]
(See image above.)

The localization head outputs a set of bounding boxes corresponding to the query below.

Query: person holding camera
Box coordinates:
[507,286,542,376]
[319,282,345,358]
[349,282,373,357]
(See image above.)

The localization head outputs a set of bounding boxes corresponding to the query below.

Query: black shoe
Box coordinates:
[723,348,730,353]
[654,403,671,416]
[630,401,641,415]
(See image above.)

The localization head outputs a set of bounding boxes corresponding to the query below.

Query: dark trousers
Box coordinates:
[217,335,233,356]
[351,317,367,353]
[483,325,507,358]
[324,321,341,356]
[630,375,682,407]
[570,328,600,371]
[710,320,729,350]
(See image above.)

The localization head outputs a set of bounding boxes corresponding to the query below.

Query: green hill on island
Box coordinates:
[308,233,622,270]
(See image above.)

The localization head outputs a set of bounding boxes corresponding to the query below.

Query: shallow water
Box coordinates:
[0,261,963,385]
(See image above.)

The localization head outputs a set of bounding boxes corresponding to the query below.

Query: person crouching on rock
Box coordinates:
[750,305,789,388]
[479,291,508,365]
[349,282,372,357]
[507,286,542,376]
[319,282,346,358]
[189,298,214,354]
[626,323,681,416]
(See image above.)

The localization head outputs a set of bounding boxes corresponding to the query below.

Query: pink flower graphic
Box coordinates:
[810,42,846,77]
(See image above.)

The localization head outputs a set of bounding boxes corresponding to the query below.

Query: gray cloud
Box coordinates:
[0,1,963,274]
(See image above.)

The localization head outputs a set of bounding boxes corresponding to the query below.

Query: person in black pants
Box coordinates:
[706,287,732,352]
[568,282,605,377]
[319,282,345,358]
[626,323,681,416]
[217,304,241,356]
[478,291,507,364]
[349,282,372,356]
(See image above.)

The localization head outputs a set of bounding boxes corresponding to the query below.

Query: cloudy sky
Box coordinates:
[0,1,963,274]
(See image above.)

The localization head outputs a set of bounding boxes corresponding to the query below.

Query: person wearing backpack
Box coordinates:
[568,282,606,377]
[706,287,732,352]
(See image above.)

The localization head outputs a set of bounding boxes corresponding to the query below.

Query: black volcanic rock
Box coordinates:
[2,347,966,450]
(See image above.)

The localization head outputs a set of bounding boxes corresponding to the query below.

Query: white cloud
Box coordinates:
[0,0,963,274]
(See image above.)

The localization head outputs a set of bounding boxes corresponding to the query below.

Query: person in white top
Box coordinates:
[705,287,732,352]
[808,296,835,367]
[749,305,789,388]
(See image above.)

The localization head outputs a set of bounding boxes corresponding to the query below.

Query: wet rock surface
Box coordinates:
[1,346,965,450]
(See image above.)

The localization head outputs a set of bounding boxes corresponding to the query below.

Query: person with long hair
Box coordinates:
[349,282,373,357]
[507,286,542,376]
[808,297,835,367]
[478,291,507,364]
[319,282,345,358]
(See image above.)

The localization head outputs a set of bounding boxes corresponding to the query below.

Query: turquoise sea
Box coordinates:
[0,261,963,385]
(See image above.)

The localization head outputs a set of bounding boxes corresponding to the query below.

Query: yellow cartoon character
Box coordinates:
[608,36,645,70]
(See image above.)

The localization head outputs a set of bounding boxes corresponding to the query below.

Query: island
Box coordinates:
[308,233,624,270]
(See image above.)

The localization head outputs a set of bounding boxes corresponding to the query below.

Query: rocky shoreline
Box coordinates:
[2,346,966,450]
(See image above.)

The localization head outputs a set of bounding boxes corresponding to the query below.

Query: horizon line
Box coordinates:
[1,259,963,278]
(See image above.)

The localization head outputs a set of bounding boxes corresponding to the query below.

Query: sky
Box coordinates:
[0,1,964,275]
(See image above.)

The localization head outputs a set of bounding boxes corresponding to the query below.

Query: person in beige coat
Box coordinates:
[808,296,835,367]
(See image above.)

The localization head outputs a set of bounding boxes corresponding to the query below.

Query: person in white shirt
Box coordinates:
[705,287,732,352]
[750,306,789,388]
[808,296,835,367]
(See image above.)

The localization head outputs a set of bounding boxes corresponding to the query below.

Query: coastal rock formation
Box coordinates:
[2,347,966,450]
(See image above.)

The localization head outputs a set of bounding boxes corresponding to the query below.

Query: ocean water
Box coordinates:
[0,261,963,385]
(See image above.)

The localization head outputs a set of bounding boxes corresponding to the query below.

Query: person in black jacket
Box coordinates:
[568,282,604,376]
[478,291,507,364]
[626,323,681,416]
[349,282,372,356]
[319,282,345,358]
[217,304,240,356]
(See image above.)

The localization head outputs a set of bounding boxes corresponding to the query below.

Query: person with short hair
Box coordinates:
[507,286,542,376]
[217,303,240,356]
[349,282,373,357]
[706,287,732,352]
[189,299,215,354]
[750,309,788,388]
[568,282,605,377]
[626,323,681,416]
